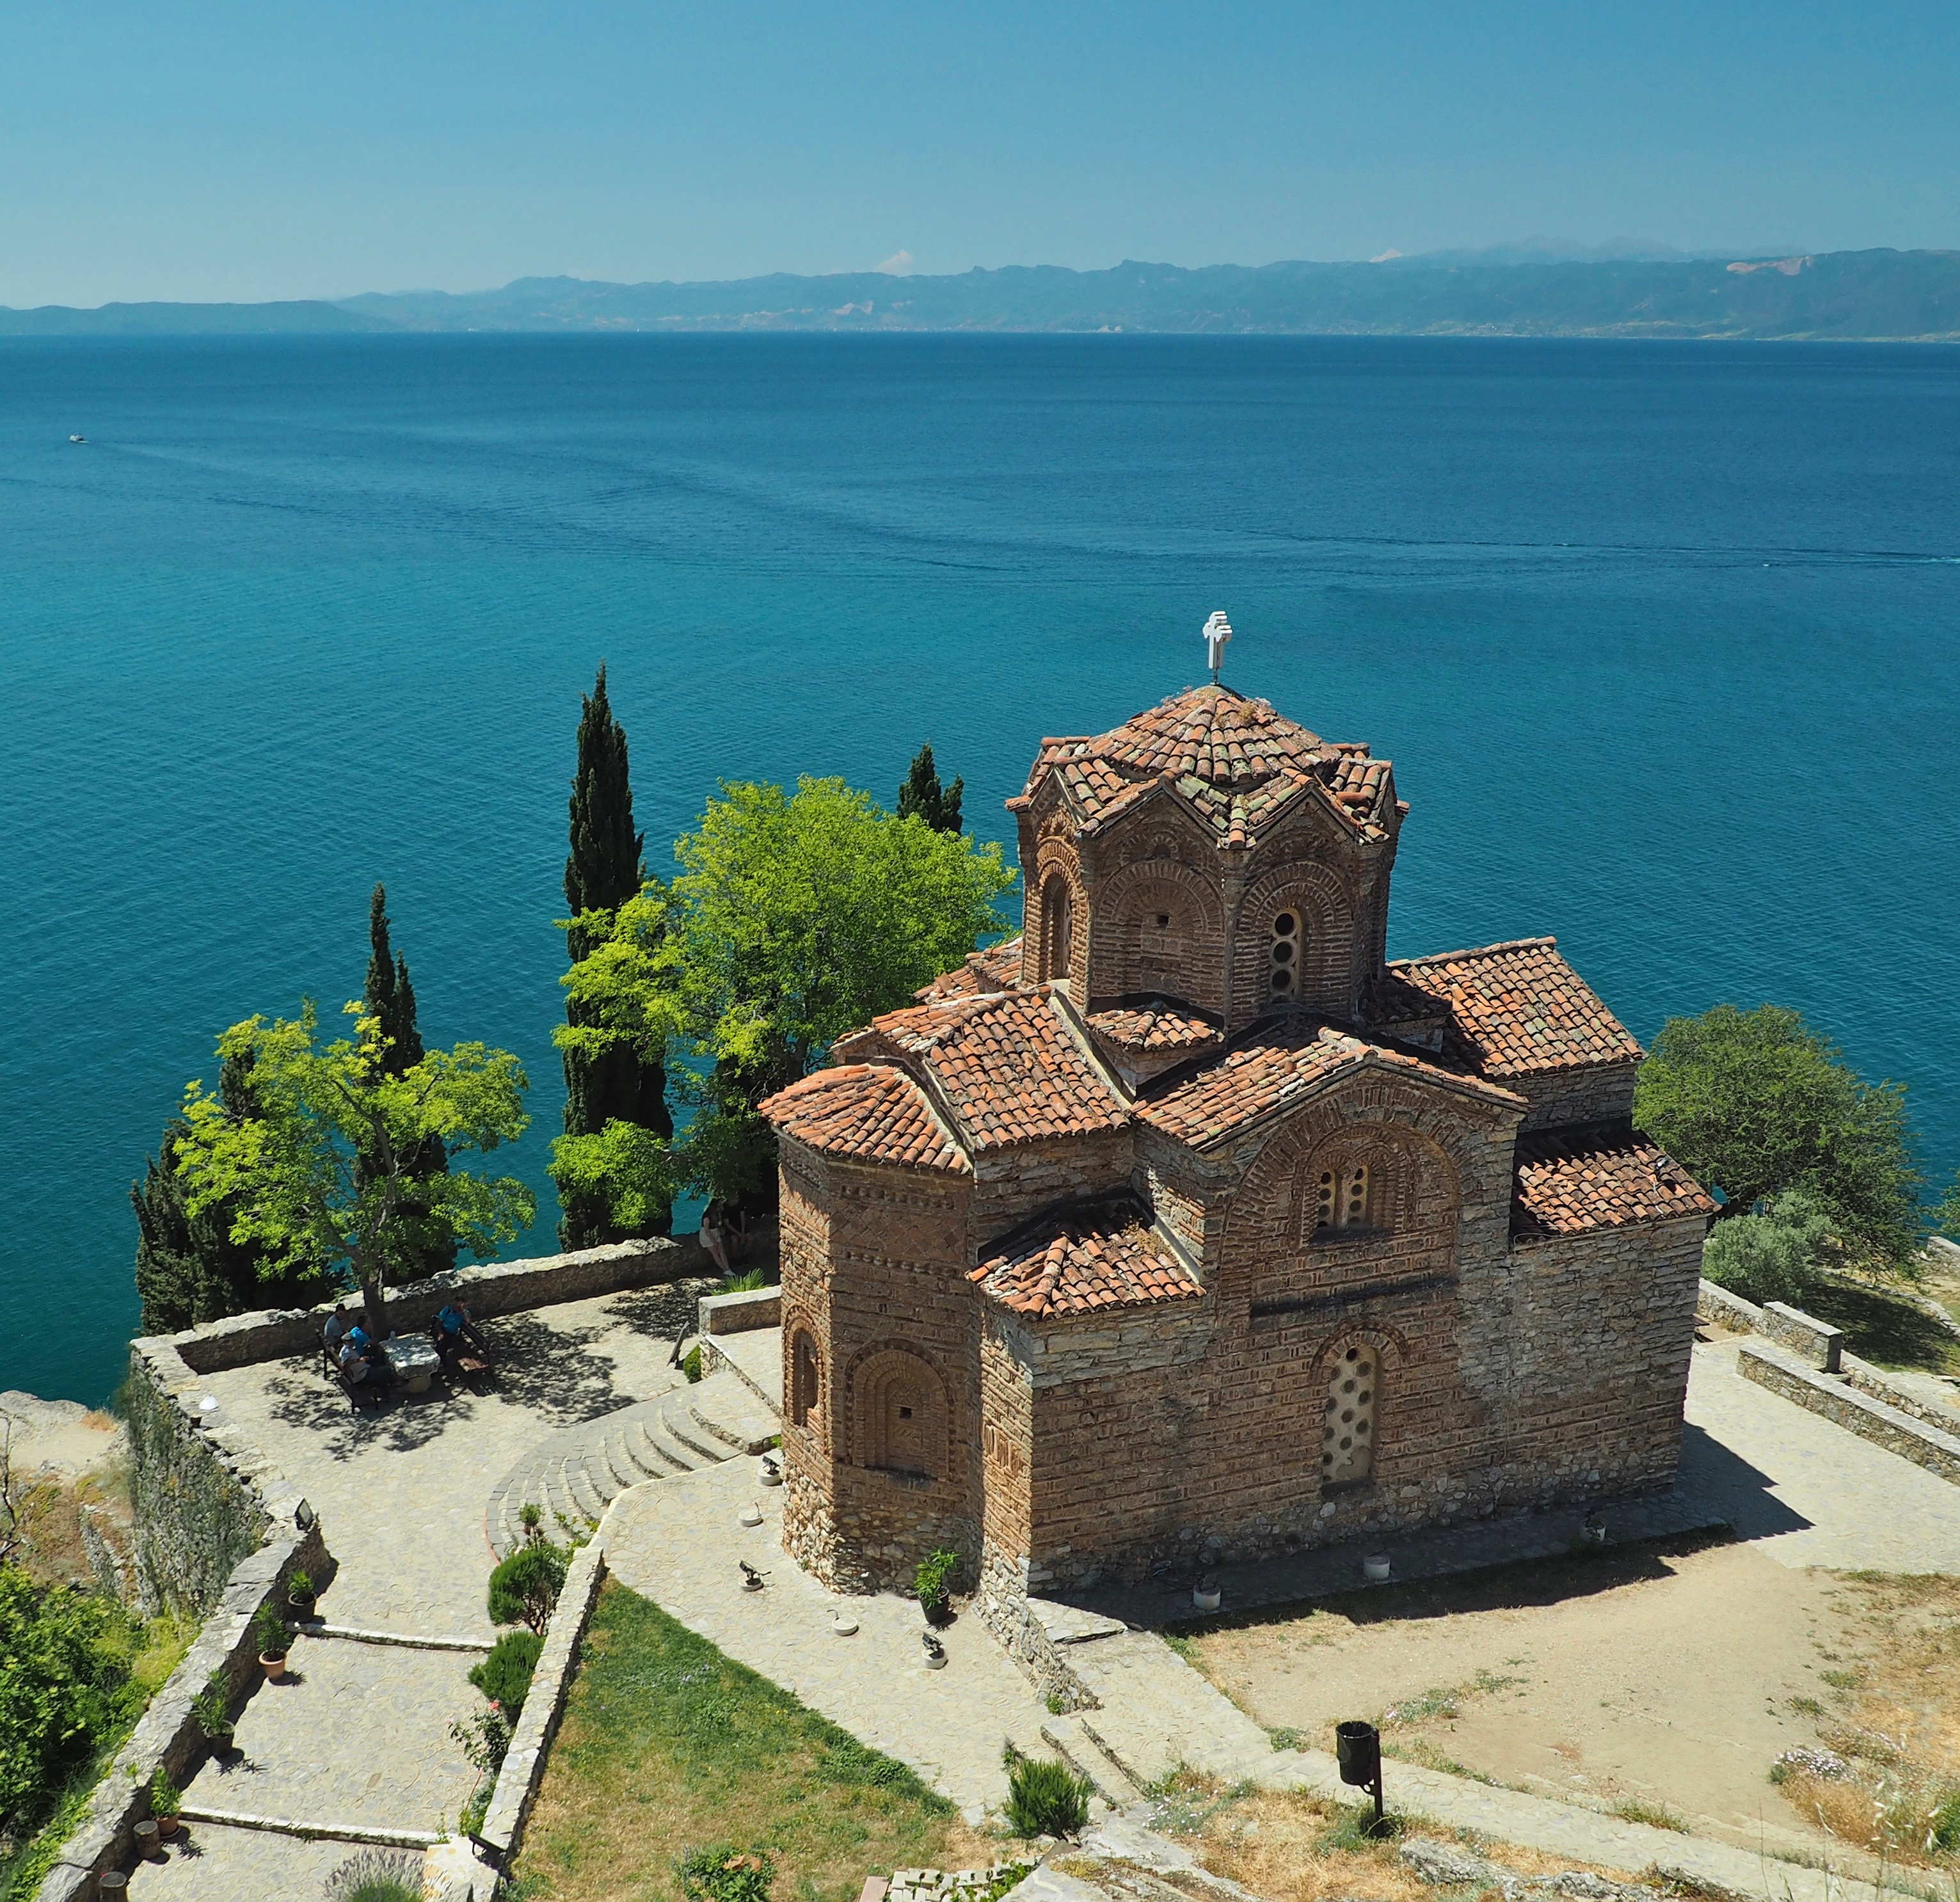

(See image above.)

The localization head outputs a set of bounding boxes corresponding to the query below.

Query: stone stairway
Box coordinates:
[485,1370,780,1557]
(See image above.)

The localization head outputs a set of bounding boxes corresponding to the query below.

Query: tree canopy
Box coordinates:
[551,775,1015,1220]
[896,741,964,835]
[1633,1003,1921,1270]
[172,1001,534,1333]
[561,663,672,1248]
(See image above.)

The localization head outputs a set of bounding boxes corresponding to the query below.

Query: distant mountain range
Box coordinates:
[6,248,1960,340]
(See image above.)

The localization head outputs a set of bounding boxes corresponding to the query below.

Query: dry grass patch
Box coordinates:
[1138,1771,1641,1902]
[514,1581,1008,1902]
[1774,1573,1960,1864]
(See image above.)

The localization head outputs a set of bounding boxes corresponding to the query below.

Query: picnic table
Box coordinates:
[382,1332,441,1393]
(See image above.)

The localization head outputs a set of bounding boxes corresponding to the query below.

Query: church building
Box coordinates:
[760,665,1712,1619]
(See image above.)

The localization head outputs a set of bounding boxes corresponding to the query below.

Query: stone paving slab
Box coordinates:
[600,1459,1053,1823]
[123,1822,355,1901]
[711,1325,785,1410]
[191,1285,695,1632]
[182,1637,480,1836]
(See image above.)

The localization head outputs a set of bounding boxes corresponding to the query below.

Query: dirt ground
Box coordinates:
[1182,1533,1871,1858]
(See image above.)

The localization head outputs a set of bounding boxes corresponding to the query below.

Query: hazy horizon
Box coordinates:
[4,3,1957,308]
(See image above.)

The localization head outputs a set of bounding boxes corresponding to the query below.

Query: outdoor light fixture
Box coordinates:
[921,1632,947,1669]
[1335,1719,1385,1830]
[740,1560,767,1592]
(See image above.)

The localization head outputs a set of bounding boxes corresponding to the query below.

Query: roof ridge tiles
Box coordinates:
[1391,936,1558,967]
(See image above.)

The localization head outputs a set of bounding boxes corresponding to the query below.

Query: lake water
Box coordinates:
[3,333,1956,1406]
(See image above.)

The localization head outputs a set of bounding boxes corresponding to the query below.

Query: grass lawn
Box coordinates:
[514,1581,1004,1902]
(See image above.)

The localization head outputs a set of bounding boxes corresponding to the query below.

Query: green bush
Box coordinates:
[487,1542,568,1635]
[681,1344,703,1383]
[1701,1190,1841,1306]
[914,1548,960,1614]
[469,1629,543,1718]
[1004,1755,1090,1838]
[287,1568,314,1598]
[324,1845,426,1901]
[676,1843,776,1902]
[0,1568,142,1837]
[716,1269,774,1293]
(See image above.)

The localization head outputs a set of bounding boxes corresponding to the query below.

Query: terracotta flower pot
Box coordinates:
[157,1817,180,1840]
[260,1650,288,1681]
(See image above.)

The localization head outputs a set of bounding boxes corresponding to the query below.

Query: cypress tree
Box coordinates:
[131,1053,325,1333]
[362,884,455,1276]
[896,741,964,834]
[561,665,672,1248]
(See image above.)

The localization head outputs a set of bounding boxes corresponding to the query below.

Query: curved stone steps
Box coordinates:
[486,1370,780,1557]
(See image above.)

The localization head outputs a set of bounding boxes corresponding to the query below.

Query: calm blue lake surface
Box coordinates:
[3,333,1957,1405]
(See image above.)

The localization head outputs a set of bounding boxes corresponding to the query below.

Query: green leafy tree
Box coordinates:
[131,1052,328,1333]
[171,1001,534,1340]
[1700,1189,1845,1307]
[362,884,455,1279]
[561,665,673,1249]
[551,776,1014,1224]
[1634,1003,1921,1270]
[896,741,964,834]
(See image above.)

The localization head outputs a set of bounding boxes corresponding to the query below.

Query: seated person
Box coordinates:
[344,1320,396,1388]
[322,1302,351,1371]
[336,1336,378,1394]
[433,1299,492,1368]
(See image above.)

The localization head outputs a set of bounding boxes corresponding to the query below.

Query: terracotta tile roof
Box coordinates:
[1512,1131,1714,1237]
[1390,939,1643,1078]
[970,1204,1202,1318]
[1010,686,1393,845]
[1140,1024,1517,1148]
[916,935,1025,1001]
[1085,1002,1223,1054]
[760,1065,967,1173]
[859,989,1129,1151]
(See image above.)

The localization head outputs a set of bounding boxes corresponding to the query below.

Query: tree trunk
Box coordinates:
[359,1272,387,1343]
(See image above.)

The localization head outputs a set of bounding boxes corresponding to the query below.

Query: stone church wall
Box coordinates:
[1509,1060,1639,1134]
[778,1148,984,1591]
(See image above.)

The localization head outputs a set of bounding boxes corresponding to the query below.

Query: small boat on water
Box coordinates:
[68,433,85,443]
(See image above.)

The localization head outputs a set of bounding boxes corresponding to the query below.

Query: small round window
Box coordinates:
[1270,910,1299,997]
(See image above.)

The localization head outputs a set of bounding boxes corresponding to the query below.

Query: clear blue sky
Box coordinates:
[5,1,1958,306]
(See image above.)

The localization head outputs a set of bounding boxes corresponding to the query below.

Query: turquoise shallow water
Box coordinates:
[2,333,1957,1404]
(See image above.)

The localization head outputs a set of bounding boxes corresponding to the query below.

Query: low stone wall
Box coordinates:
[1760,1301,1844,1371]
[477,1535,609,1869]
[1694,1278,1765,1335]
[153,1236,709,1377]
[1737,1340,1960,1487]
[698,1285,782,1336]
[125,1338,279,1617]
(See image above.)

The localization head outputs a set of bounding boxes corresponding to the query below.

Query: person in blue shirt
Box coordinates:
[432,1299,493,1372]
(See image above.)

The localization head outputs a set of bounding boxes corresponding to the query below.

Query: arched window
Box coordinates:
[1315,1162,1374,1233]
[1321,1343,1378,1486]
[1042,875,1074,982]
[1269,910,1300,999]
[790,1329,820,1429]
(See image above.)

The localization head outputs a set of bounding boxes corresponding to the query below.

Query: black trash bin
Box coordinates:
[1335,1720,1380,1787]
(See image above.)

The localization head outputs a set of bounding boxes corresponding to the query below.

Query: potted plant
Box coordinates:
[149,1766,183,1839]
[914,1548,960,1628]
[287,1568,317,1620]
[253,1602,293,1681]
[191,1675,234,1750]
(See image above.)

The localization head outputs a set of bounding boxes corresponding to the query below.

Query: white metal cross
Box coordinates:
[1203,610,1232,682]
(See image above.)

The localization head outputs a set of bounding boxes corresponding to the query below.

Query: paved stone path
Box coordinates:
[600,1454,1056,1822]
[1681,1337,1960,1570]
[192,1283,703,1633]
[128,1284,710,1896]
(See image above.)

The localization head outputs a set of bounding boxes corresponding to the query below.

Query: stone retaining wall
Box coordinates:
[1737,1340,1960,1487]
[152,1235,710,1377]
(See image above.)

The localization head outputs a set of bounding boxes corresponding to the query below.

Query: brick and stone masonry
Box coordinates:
[761,682,1714,1617]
